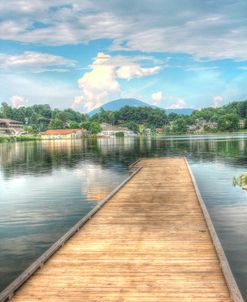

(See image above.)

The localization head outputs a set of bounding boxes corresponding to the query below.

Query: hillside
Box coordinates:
[89,98,193,116]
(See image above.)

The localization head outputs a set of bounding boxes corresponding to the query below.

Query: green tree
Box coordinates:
[81,121,91,131]
[90,122,101,134]
[48,118,64,129]
[218,113,240,131]
[1,102,13,118]
[123,121,139,133]
[81,121,101,134]
[91,106,167,128]
[146,109,167,128]
[171,117,188,133]
[68,121,80,129]
[91,108,116,124]
[168,112,179,122]
[23,125,39,134]
[63,108,86,123]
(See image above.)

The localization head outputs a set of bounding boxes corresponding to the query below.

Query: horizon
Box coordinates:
[1,1,247,112]
[3,97,247,114]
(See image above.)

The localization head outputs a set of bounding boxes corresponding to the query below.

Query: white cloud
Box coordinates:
[152,91,163,101]
[1,1,247,60]
[0,51,76,72]
[151,93,187,109]
[11,95,28,108]
[71,96,84,109]
[73,52,161,112]
[117,65,160,80]
[212,96,223,108]
[151,91,163,106]
[76,53,120,112]
[169,99,186,109]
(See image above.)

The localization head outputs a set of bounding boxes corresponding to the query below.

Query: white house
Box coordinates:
[98,123,136,137]
[239,119,245,129]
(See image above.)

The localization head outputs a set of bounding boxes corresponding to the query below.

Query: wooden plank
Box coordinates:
[0,157,242,302]
[0,167,142,302]
[185,158,244,302]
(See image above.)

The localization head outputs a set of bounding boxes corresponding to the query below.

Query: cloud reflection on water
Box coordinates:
[1,136,247,296]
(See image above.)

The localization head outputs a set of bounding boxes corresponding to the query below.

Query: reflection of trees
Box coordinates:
[0,142,54,178]
[182,137,247,167]
[0,140,91,178]
[1,136,247,178]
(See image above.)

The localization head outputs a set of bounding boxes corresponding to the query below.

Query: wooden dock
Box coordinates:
[1,157,244,302]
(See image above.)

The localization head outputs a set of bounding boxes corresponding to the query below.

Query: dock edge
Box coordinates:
[1,157,244,302]
[0,165,142,302]
[185,157,244,302]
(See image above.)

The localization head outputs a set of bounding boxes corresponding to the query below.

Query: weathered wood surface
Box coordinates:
[9,158,238,301]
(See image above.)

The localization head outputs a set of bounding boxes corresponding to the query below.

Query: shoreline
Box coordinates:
[0,136,41,143]
[1,130,247,143]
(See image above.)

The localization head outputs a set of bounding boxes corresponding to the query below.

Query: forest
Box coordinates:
[1,99,247,135]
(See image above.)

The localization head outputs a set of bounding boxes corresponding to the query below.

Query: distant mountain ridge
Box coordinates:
[89,98,194,116]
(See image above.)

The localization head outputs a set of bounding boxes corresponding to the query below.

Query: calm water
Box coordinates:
[1,136,247,298]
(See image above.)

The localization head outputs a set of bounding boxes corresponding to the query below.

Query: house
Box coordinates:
[187,125,197,132]
[155,128,164,134]
[195,118,207,126]
[239,119,245,129]
[41,129,87,140]
[0,118,23,135]
[206,121,218,130]
[98,123,136,137]
[143,128,151,135]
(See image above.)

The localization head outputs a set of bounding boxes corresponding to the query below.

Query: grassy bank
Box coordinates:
[0,136,41,143]
[153,129,247,137]
[1,130,247,144]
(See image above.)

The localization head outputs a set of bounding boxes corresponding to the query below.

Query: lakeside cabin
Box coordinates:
[0,118,23,135]
[41,129,87,140]
[98,123,136,137]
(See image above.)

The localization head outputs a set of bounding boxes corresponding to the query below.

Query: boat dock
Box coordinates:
[0,157,244,301]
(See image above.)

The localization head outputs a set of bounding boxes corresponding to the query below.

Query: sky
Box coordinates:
[1,0,247,113]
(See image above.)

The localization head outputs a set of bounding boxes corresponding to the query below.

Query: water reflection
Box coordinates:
[1,136,247,298]
[2,136,247,179]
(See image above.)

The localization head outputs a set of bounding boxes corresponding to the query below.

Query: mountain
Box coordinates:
[89,98,153,115]
[165,108,194,115]
[89,98,193,116]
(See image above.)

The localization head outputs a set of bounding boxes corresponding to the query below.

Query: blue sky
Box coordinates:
[1,0,247,112]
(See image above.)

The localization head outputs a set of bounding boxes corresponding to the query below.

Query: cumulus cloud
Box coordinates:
[169,99,186,109]
[11,95,28,108]
[76,53,120,112]
[151,91,163,106]
[117,65,160,80]
[212,96,223,108]
[72,52,161,112]
[0,51,76,72]
[71,96,84,109]
[151,93,187,109]
[1,1,247,60]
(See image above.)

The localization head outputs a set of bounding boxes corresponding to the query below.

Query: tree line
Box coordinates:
[1,99,247,135]
[0,102,87,134]
[91,100,247,133]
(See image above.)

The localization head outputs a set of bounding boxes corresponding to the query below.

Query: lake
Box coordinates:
[1,135,247,298]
